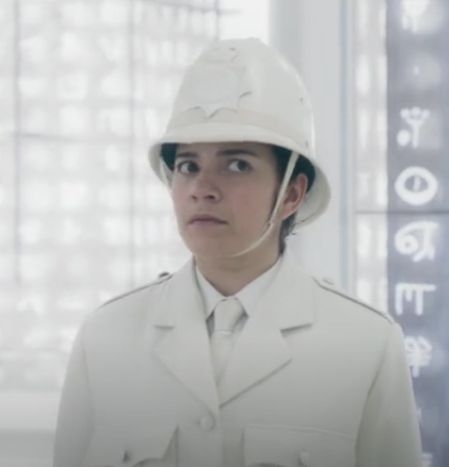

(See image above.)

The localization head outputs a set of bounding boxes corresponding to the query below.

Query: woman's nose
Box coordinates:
[190,171,221,201]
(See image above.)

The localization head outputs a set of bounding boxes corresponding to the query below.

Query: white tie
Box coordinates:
[211,297,243,383]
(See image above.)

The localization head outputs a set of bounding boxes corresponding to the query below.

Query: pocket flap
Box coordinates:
[244,425,301,467]
[127,425,177,463]
[83,424,177,467]
[244,425,355,467]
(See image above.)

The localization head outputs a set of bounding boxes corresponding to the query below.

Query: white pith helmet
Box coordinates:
[148,37,330,227]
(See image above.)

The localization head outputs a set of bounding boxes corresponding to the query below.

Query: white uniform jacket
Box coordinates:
[53,253,422,467]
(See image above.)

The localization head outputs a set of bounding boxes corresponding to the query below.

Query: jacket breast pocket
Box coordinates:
[244,425,356,467]
[82,423,177,467]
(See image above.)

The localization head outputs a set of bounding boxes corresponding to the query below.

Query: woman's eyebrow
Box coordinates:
[175,151,197,159]
[217,149,259,157]
[175,148,258,159]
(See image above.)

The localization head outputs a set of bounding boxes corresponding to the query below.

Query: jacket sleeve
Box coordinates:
[356,322,423,467]
[53,320,94,467]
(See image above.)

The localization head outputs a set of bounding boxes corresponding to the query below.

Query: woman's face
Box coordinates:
[170,141,289,260]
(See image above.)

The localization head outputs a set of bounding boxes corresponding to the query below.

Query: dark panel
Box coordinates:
[387,1,449,465]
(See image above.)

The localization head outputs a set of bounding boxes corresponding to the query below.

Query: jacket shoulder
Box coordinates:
[100,271,173,308]
[313,276,394,323]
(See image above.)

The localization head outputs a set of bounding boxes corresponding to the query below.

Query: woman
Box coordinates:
[53,38,422,467]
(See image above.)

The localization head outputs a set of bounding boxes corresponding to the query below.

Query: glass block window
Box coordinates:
[0,0,225,393]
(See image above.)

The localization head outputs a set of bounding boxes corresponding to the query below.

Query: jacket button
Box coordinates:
[198,414,215,431]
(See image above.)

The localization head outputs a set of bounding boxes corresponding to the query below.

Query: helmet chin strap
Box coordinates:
[228,151,300,258]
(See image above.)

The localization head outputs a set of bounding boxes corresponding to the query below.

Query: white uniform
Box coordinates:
[53,250,422,467]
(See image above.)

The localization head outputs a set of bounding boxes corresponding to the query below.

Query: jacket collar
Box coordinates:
[149,251,316,412]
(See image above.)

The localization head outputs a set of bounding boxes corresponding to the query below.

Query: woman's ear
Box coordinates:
[281,173,308,220]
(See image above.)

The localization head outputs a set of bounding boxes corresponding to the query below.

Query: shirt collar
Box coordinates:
[194,254,284,319]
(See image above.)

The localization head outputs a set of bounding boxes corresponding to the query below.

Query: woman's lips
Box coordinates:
[188,215,227,226]
[191,219,224,224]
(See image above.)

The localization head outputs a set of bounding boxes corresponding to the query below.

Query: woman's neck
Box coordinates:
[194,247,281,296]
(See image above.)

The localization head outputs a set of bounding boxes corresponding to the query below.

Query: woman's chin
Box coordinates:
[184,239,243,260]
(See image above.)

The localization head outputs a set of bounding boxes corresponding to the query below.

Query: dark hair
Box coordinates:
[271,145,315,253]
[160,143,177,171]
[160,143,315,253]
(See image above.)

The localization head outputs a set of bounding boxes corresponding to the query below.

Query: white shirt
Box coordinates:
[194,254,284,337]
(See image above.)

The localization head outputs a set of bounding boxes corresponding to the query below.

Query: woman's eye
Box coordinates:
[228,159,251,172]
[175,160,198,174]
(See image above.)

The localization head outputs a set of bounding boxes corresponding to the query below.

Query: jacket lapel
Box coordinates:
[149,259,220,415]
[146,252,317,411]
[219,253,317,406]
